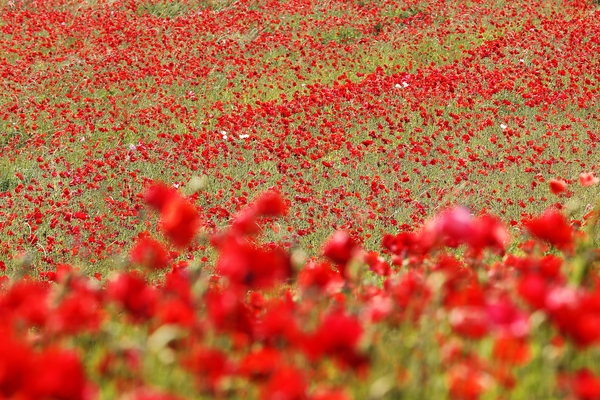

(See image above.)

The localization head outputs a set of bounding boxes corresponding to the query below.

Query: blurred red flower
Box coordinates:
[387,271,431,323]
[144,182,200,248]
[492,336,530,366]
[305,311,368,372]
[261,366,307,400]
[364,251,391,276]
[549,179,567,194]
[437,207,475,248]
[254,299,301,347]
[449,306,489,340]
[49,287,103,335]
[144,182,177,211]
[255,190,288,217]
[0,328,34,397]
[156,297,196,329]
[107,272,157,322]
[0,280,50,328]
[27,347,89,400]
[524,209,573,251]
[206,287,253,336]
[579,172,599,187]
[468,214,509,255]
[298,261,344,294]
[574,368,600,400]
[323,231,359,277]
[517,273,550,310]
[130,236,170,270]
[185,346,232,393]
[447,363,487,400]
[239,346,283,382]
[216,235,292,290]
[160,195,200,248]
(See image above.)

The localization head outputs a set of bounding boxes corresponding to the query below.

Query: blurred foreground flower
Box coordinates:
[524,209,573,251]
[144,182,200,248]
[130,235,170,270]
[579,172,599,187]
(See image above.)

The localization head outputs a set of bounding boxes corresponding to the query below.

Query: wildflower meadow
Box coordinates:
[1,0,600,398]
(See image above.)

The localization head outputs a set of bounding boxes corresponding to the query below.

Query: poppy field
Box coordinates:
[1,0,600,398]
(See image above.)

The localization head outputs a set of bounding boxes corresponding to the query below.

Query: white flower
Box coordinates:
[402,81,409,88]
[500,124,507,130]
[129,144,137,151]
[395,83,402,89]
[238,134,250,139]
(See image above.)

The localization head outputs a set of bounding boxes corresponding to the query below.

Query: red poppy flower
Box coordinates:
[492,336,530,366]
[574,369,600,400]
[254,299,301,346]
[437,206,475,248]
[364,251,391,276]
[27,347,88,400]
[160,196,200,248]
[107,272,157,322]
[298,261,344,294]
[144,182,200,248]
[305,311,368,372]
[0,328,34,397]
[524,209,573,251]
[185,346,231,392]
[322,231,359,277]
[255,191,288,217]
[206,287,253,336]
[261,366,307,400]
[130,236,170,270]
[144,182,178,211]
[216,235,292,290]
[449,306,489,340]
[468,214,509,255]
[549,179,567,194]
[156,297,196,328]
[447,363,487,400]
[0,280,50,328]
[239,347,283,381]
[49,288,103,335]
[517,273,550,310]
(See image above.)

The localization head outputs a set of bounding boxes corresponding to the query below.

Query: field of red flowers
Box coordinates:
[1,0,600,398]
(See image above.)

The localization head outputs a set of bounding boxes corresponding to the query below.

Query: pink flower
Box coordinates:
[579,172,599,187]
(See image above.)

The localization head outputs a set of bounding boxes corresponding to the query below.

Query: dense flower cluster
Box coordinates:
[0,182,600,398]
